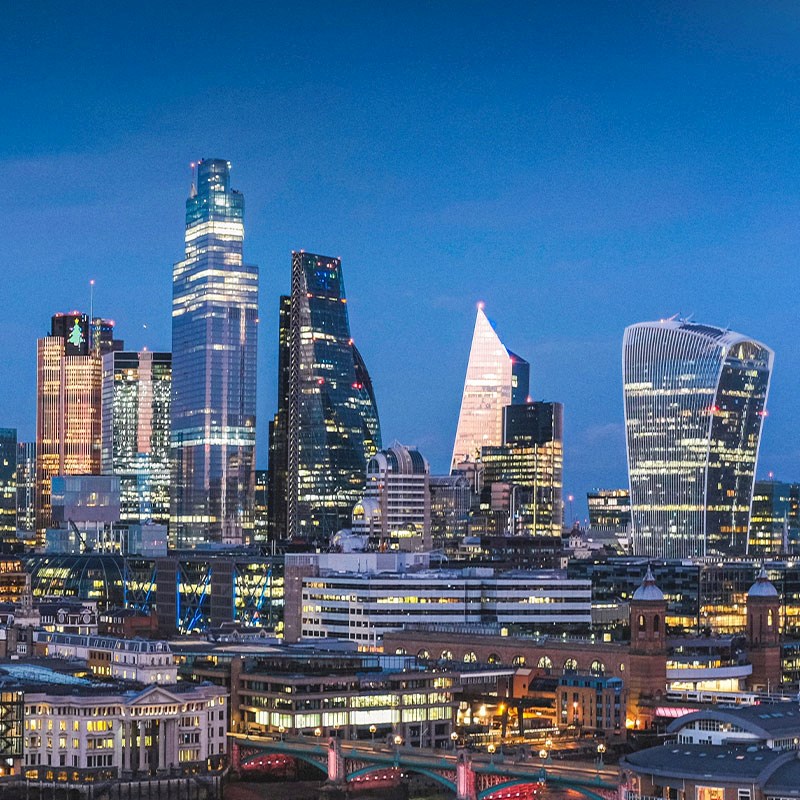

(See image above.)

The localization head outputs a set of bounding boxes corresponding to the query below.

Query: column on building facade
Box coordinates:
[165,718,176,771]
[157,718,166,771]
[121,721,131,773]
[138,719,148,774]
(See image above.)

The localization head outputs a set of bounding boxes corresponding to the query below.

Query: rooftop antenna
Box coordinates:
[89,279,95,353]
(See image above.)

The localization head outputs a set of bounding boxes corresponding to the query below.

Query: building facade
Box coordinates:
[35,312,122,546]
[748,479,800,556]
[481,402,564,537]
[272,251,381,545]
[451,305,529,469]
[102,351,171,527]
[623,319,773,558]
[351,442,431,551]
[0,428,16,550]
[171,158,258,548]
[16,441,35,540]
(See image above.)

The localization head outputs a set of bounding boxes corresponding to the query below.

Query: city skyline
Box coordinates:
[4,4,800,516]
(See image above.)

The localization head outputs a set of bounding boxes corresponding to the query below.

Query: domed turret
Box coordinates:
[632,565,665,603]
[748,565,778,599]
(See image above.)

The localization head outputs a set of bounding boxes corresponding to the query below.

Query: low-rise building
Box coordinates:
[34,631,177,684]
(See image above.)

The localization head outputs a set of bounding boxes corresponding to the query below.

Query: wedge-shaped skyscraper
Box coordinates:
[269,252,381,545]
[451,305,529,469]
[623,319,773,558]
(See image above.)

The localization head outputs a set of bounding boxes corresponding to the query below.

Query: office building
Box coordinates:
[748,479,800,556]
[429,473,472,551]
[0,429,16,550]
[253,470,268,543]
[271,252,381,545]
[481,401,564,537]
[171,158,259,548]
[451,305,529,469]
[35,312,122,546]
[351,442,431,551]
[16,442,35,538]
[102,350,171,527]
[587,489,631,529]
[623,319,773,558]
[284,551,590,645]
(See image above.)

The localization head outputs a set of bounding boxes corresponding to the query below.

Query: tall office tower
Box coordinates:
[0,429,17,550]
[481,401,564,537]
[171,159,259,548]
[266,295,291,541]
[623,319,773,559]
[253,470,269,543]
[35,313,123,545]
[101,351,171,526]
[274,251,381,545]
[451,305,529,469]
[16,441,35,536]
[748,479,800,556]
[351,442,431,551]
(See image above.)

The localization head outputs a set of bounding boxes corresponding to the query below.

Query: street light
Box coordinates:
[487,743,496,765]
[314,727,322,739]
[369,724,376,744]
[450,731,459,751]
[394,735,403,747]
[597,742,606,767]
[538,748,548,760]
[278,725,285,742]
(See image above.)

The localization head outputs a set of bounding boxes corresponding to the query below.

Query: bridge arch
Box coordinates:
[240,750,327,776]
[479,777,609,800]
[347,763,456,792]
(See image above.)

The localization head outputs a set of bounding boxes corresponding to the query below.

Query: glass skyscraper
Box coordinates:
[451,305,529,469]
[0,428,17,550]
[623,319,773,559]
[171,159,259,547]
[102,350,171,526]
[269,251,381,545]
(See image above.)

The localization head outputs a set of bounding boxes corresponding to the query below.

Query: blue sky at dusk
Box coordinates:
[4,2,800,519]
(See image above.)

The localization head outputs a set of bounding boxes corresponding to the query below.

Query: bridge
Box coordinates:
[230,733,623,800]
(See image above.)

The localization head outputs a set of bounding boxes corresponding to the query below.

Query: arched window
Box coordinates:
[563,658,578,673]
[768,609,774,627]
[441,649,453,661]
[638,614,646,631]
[417,649,430,661]
[590,660,605,677]
[537,656,552,671]
[653,614,661,637]
[512,655,526,667]
[487,653,502,665]
[464,651,477,664]
[395,647,407,655]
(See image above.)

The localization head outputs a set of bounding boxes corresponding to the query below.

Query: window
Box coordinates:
[537,656,552,671]
[563,658,578,672]
[590,660,605,677]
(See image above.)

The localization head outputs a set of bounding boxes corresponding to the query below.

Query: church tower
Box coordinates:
[746,565,781,691]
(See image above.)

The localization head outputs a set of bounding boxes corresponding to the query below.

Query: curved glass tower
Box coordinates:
[171,159,258,547]
[281,251,382,544]
[623,319,773,558]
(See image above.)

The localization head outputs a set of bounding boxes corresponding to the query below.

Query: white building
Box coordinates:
[292,556,591,648]
[34,631,178,684]
[23,682,227,778]
[351,442,431,551]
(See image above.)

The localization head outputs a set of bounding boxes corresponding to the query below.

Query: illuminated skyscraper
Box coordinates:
[16,441,35,537]
[35,312,122,545]
[0,429,17,550]
[623,319,773,558]
[481,401,564,537]
[271,251,381,545]
[451,305,529,469]
[171,159,258,547]
[102,351,171,526]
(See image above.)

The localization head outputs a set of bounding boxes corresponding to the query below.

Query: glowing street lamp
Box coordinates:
[314,727,322,739]
[487,743,496,765]
[451,731,459,751]
[278,725,285,741]
[369,724,377,743]
[597,742,606,767]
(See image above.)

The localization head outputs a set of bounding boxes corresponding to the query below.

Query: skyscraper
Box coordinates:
[35,312,122,545]
[171,159,259,548]
[623,318,773,558]
[16,441,35,538]
[481,401,564,537]
[270,251,381,545]
[451,305,529,469]
[0,429,17,550]
[102,350,171,526]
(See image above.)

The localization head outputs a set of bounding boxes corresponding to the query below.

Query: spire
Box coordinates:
[189,181,197,199]
[632,564,664,602]
[748,564,778,598]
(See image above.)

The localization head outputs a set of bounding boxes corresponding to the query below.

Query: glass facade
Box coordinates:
[623,319,773,558]
[0,429,16,549]
[35,313,122,546]
[171,159,258,547]
[587,489,631,529]
[748,479,800,556]
[16,441,35,538]
[451,306,529,468]
[102,351,171,526]
[481,402,564,537]
[275,252,381,545]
